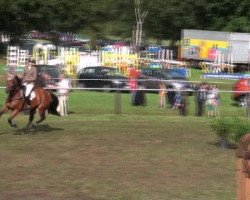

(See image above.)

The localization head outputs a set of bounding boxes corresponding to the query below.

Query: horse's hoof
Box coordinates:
[12,123,18,128]
[24,128,30,133]
[31,123,37,130]
[24,125,30,131]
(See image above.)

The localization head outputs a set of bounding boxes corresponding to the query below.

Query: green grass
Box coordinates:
[0,56,247,199]
[0,89,247,199]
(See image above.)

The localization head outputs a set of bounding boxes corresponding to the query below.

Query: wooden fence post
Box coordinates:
[236,134,250,200]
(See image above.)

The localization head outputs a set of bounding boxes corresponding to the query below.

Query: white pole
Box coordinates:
[166,50,169,60]
[158,50,161,60]
[218,52,221,64]
[221,54,224,64]
[162,49,165,61]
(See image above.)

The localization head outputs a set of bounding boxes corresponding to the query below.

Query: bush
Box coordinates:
[210,117,250,144]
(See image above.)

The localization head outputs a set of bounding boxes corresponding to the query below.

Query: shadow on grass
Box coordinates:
[12,124,64,135]
[207,140,238,150]
[231,102,242,107]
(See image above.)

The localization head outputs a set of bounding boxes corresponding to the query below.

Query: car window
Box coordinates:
[141,69,153,76]
[102,68,123,76]
[154,71,164,78]
[84,68,95,75]
[48,67,60,77]
[162,70,184,79]
[37,66,60,77]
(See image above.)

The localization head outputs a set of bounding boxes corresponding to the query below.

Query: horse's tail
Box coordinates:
[48,92,60,116]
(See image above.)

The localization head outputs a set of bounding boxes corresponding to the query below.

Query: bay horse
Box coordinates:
[0,75,60,129]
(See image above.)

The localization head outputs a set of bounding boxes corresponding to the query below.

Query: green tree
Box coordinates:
[0,0,249,47]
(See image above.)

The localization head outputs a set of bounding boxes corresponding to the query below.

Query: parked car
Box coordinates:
[76,66,129,91]
[138,68,194,105]
[232,78,250,107]
[138,68,193,91]
[35,65,63,88]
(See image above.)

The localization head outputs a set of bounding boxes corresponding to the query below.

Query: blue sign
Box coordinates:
[202,73,250,80]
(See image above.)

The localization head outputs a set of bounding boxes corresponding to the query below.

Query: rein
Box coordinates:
[8,87,24,102]
[10,96,24,101]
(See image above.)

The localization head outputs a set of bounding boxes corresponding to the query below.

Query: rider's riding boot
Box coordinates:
[23,94,31,111]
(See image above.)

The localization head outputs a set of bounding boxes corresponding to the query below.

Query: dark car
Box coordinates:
[138,68,194,105]
[76,66,129,91]
[35,65,63,88]
[139,68,193,91]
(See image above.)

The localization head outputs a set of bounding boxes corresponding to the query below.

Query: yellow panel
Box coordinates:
[189,39,229,59]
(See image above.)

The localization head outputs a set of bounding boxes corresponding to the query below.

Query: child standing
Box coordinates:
[159,82,167,108]
[172,92,182,109]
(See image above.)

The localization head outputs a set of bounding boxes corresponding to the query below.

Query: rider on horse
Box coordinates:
[22,59,37,103]
[0,61,60,129]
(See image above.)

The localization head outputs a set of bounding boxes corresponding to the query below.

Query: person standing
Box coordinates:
[22,59,37,102]
[134,83,147,106]
[206,84,215,118]
[211,84,221,118]
[128,66,139,106]
[172,91,182,109]
[196,82,207,116]
[159,82,167,108]
[179,92,189,116]
[129,78,138,106]
[57,74,71,116]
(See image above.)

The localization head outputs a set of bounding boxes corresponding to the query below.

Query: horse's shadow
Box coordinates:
[13,124,64,135]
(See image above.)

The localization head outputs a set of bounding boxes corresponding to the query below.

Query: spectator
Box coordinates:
[129,78,138,105]
[212,84,221,118]
[206,84,215,118]
[196,82,207,116]
[57,74,71,116]
[133,83,147,106]
[159,82,167,108]
[172,91,182,109]
[128,65,140,106]
[179,92,189,116]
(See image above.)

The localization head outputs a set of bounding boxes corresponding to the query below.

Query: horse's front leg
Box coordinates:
[7,109,20,128]
[0,105,9,118]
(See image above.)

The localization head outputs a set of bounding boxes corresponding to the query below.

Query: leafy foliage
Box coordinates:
[0,0,249,45]
[210,117,250,144]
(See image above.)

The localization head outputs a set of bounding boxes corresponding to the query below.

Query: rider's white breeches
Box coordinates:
[23,82,34,97]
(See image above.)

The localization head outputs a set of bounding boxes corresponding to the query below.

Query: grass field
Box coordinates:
[0,60,248,199]
[0,88,247,200]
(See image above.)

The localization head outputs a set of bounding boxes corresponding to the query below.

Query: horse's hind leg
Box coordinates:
[25,109,36,129]
[35,108,46,125]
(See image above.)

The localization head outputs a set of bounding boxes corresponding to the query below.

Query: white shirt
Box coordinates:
[58,79,71,95]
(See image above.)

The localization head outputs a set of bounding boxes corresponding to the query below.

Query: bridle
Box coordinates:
[6,77,22,96]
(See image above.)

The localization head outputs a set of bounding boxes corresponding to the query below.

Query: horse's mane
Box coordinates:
[14,75,22,87]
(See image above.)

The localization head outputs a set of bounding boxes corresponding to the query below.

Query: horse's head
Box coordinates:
[6,75,22,93]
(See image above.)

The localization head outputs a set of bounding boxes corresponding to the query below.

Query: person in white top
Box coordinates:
[57,74,71,116]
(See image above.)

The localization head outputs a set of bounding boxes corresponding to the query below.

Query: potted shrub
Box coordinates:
[228,117,250,143]
[210,117,233,148]
[210,117,250,149]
